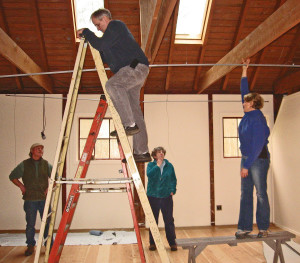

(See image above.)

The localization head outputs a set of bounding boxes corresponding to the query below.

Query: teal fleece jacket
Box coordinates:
[146,159,177,198]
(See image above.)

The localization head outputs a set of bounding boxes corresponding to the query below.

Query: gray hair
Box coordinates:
[90,8,112,20]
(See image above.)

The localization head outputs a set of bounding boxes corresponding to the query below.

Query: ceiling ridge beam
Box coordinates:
[0,28,53,93]
[197,0,300,94]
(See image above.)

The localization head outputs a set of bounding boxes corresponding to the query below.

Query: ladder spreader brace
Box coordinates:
[34,39,170,263]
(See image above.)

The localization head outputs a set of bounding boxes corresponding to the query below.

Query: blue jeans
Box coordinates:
[23,200,50,247]
[148,195,176,246]
[238,157,270,231]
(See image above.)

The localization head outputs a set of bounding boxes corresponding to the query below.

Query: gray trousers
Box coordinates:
[106,63,149,154]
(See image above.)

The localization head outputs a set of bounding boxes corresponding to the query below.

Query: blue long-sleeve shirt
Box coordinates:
[239,77,270,169]
[146,159,177,198]
[82,20,149,73]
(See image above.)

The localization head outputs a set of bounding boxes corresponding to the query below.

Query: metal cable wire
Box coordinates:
[0,63,299,79]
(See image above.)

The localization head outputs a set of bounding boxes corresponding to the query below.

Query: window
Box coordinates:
[223,117,242,158]
[72,0,104,39]
[79,118,120,160]
[175,0,212,44]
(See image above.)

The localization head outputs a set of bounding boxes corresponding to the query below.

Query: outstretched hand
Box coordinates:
[242,58,250,68]
[242,58,250,77]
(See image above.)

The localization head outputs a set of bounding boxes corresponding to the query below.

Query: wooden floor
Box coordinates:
[0,225,290,263]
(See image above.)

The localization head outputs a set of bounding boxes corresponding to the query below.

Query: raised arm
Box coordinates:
[242,58,249,78]
[240,58,250,103]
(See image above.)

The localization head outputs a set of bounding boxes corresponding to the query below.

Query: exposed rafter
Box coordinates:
[164,2,179,92]
[192,0,215,92]
[272,24,300,93]
[273,70,300,94]
[249,0,286,91]
[0,28,53,93]
[221,0,250,91]
[31,0,50,73]
[197,0,300,94]
[139,0,177,63]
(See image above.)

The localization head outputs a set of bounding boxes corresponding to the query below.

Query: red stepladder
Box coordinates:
[48,96,145,263]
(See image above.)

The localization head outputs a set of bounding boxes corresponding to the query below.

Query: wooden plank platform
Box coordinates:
[176,231,296,263]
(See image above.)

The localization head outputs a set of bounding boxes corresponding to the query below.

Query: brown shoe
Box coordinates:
[149,244,156,251]
[170,245,177,251]
[25,245,34,256]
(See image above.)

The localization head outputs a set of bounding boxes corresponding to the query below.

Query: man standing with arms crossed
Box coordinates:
[77,8,151,163]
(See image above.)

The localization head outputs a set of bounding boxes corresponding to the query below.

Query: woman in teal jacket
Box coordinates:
[147,146,177,251]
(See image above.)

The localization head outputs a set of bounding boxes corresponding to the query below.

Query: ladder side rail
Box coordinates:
[89,44,170,263]
[48,98,108,263]
[44,41,89,263]
[34,39,88,263]
[118,141,146,263]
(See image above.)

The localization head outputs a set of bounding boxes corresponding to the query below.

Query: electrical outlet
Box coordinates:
[216,205,222,211]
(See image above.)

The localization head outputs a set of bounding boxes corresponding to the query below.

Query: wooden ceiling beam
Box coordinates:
[139,0,162,55]
[0,0,23,91]
[222,0,250,91]
[0,28,53,93]
[140,0,177,63]
[164,2,179,92]
[273,70,300,94]
[197,0,300,94]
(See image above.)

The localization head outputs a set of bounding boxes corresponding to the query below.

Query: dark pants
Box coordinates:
[148,195,176,246]
[23,200,51,247]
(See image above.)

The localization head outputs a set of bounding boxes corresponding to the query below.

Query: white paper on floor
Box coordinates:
[0,231,137,246]
[263,240,300,263]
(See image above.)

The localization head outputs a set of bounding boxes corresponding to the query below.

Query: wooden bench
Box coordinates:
[176,231,296,263]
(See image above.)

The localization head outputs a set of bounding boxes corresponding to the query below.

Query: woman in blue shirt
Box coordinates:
[147,147,177,251]
[235,59,270,239]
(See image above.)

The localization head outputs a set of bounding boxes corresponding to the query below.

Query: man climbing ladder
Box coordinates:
[77,8,151,163]
[34,7,171,263]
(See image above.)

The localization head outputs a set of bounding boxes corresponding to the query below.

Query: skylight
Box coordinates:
[175,0,212,44]
[73,0,104,38]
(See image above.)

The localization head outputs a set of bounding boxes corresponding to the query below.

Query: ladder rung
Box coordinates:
[57,178,133,185]
[78,187,127,193]
[47,211,52,218]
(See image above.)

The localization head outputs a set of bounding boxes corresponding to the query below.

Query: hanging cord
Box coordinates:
[13,95,17,165]
[41,94,46,140]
